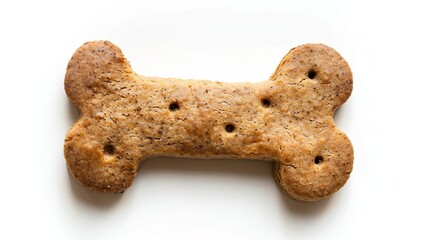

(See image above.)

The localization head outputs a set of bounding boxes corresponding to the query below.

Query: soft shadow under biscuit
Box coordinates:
[68,172,123,208]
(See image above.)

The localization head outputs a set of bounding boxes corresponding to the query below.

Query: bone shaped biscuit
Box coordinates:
[64,41,353,201]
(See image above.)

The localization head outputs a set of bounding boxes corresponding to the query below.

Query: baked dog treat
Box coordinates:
[64,41,353,201]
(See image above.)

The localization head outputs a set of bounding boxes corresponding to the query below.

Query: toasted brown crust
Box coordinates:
[64,41,353,201]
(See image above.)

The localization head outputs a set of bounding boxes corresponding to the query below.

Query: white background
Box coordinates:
[1,0,428,239]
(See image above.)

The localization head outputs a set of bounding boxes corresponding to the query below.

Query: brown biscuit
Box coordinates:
[64,41,353,201]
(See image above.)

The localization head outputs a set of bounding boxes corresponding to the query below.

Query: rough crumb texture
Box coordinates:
[64,41,353,201]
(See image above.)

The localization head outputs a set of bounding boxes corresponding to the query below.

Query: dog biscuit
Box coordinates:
[64,41,353,201]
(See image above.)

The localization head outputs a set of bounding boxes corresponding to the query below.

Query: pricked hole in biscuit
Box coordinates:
[308,70,317,79]
[169,102,180,111]
[261,98,271,107]
[314,155,323,164]
[225,124,235,133]
[104,144,115,155]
